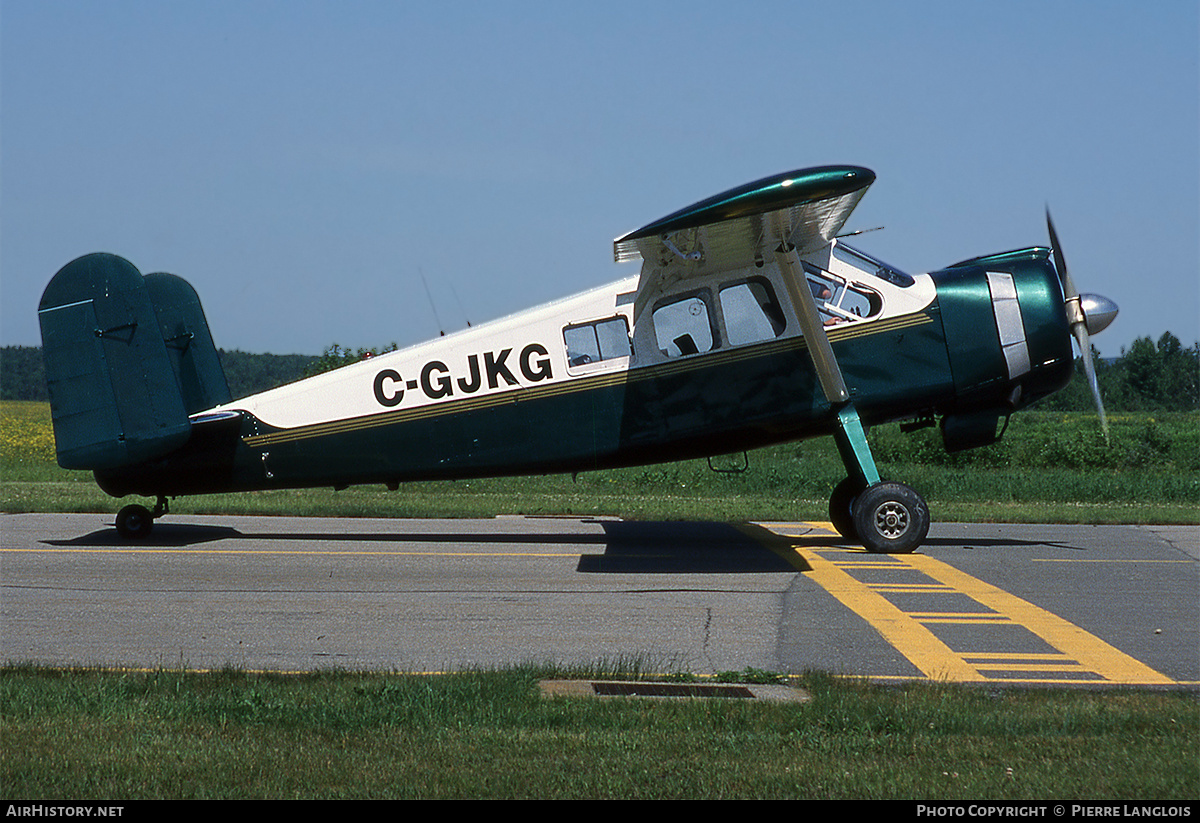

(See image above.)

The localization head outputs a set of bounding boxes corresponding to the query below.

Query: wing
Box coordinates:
[614,165,875,319]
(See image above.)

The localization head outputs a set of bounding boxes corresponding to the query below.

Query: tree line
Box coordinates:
[2,332,1196,411]
[1034,332,1198,413]
[0,346,317,402]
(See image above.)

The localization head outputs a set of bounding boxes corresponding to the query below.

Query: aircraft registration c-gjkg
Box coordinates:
[37,165,1118,553]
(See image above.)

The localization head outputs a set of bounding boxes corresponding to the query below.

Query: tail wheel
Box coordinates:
[116,504,154,540]
[852,482,929,554]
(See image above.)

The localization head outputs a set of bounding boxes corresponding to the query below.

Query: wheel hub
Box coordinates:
[874,502,910,538]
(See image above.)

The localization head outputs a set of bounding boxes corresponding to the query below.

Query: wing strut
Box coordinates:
[774,243,879,489]
[774,244,849,405]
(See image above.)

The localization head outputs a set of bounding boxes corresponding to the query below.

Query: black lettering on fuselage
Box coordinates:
[373,369,404,407]
[519,343,553,382]
[421,360,453,399]
[373,343,555,407]
[484,349,518,389]
[457,354,482,393]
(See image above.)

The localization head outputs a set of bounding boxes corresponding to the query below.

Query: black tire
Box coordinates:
[828,477,863,541]
[851,482,929,554]
[116,504,154,540]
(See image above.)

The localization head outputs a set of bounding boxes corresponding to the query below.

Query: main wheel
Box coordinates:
[115,504,154,540]
[828,477,864,541]
[852,482,929,554]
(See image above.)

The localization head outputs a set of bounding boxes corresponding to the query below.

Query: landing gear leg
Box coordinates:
[827,404,878,542]
[827,404,929,553]
[115,496,169,540]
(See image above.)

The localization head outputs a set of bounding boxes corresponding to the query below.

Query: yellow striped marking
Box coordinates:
[760,521,1177,685]
[905,552,1175,684]
[799,547,987,681]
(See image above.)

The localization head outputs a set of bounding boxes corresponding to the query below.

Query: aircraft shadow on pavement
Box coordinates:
[44,520,823,573]
[44,521,1073,569]
[577,522,813,573]
[46,523,245,547]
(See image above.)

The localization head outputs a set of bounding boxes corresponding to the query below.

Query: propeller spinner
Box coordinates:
[1046,210,1119,437]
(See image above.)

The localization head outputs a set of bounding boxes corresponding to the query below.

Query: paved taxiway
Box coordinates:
[2,513,1196,685]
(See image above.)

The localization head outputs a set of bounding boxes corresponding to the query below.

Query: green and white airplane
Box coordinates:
[37,165,1117,552]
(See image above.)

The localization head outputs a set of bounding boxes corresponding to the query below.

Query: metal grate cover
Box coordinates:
[539,679,809,703]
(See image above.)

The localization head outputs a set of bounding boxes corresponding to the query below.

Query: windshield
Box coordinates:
[833,242,914,288]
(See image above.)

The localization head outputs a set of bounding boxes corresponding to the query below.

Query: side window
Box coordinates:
[806,268,882,326]
[652,293,716,357]
[719,277,785,346]
[838,286,877,319]
[564,316,631,369]
[807,272,840,321]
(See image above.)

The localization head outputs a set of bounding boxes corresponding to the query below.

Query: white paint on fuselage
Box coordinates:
[209,243,936,432]
[211,275,640,430]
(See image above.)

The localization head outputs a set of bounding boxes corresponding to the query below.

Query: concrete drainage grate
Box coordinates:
[539,679,809,703]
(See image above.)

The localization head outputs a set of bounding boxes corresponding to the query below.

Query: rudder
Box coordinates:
[144,271,231,414]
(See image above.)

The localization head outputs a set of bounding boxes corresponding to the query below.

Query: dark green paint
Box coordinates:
[144,272,231,415]
[933,248,1073,409]
[38,254,191,470]
[933,267,1009,399]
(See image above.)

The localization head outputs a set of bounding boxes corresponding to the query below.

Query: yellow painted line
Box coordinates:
[1032,558,1194,564]
[963,653,1083,672]
[972,663,1092,673]
[796,548,987,682]
[756,520,840,535]
[829,561,911,570]
[964,652,1076,661]
[902,554,1176,685]
[908,612,1013,624]
[754,522,1178,685]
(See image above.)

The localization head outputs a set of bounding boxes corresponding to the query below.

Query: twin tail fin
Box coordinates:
[37,253,230,470]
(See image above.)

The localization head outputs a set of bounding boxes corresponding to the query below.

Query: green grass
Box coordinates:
[2,403,1197,523]
[2,665,1196,800]
[4,406,1197,799]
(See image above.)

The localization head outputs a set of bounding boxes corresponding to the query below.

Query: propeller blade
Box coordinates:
[1073,324,1109,438]
[1048,209,1109,440]
[1046,209,1078,298]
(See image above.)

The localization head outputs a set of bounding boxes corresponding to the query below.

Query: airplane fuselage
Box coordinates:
[93,241,1073,498]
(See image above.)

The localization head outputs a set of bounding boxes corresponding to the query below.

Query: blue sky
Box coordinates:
[2,1,1196,358]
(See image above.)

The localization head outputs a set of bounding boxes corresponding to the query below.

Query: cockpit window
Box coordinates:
[719,277,785,346]
[653,292,716,357]
[564,316,631,368]
[833,243,914,287]
[805,266,882,325]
